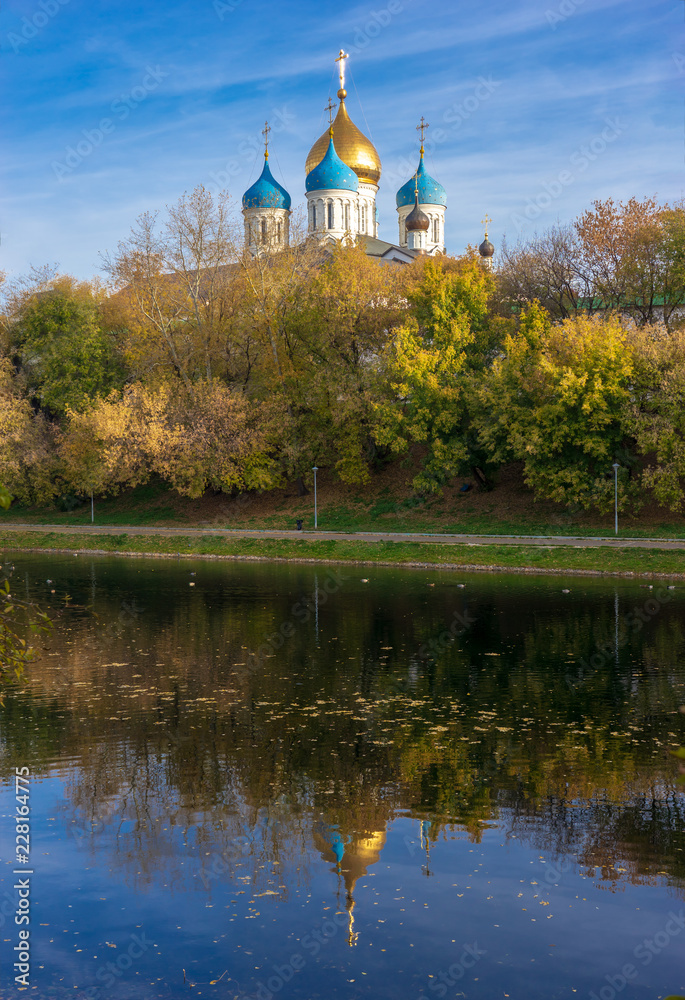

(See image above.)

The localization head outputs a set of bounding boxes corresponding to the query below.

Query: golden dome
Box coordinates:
[306,91,381,186]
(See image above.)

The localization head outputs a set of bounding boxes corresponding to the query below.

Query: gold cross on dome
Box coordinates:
[335,49,349,89]
[481,213,492,236]
[417,116,429,146]
[325,98,336,126]
[262,121,271,156]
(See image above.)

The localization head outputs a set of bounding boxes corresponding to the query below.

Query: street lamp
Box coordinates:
[312,466,318,529]
[612,462,620,535]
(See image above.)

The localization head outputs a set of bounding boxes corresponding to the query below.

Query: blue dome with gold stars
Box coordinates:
[396,151,446,208]
[306,132,359,193]
[243,155,291,211]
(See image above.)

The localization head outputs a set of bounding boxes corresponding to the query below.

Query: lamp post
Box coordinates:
[312,466,318,529]
[612,462,620,535]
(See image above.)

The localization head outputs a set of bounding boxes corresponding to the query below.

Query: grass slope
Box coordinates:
[3,460,685,539]
[1,529,684,578]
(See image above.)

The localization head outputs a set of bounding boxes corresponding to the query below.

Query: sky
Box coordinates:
[1,0,683,280]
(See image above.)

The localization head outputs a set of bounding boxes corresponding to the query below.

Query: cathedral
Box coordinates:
[241,50,495,266]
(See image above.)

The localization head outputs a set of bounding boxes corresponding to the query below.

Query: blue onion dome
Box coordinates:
[306,130,358,193]
[242,154,291,211]
[396,151,446,208]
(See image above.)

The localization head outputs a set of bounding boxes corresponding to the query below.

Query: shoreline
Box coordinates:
[2,536,685,580]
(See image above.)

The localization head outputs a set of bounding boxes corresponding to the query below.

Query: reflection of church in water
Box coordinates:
[313,818,434,946]
[241,50,495,266]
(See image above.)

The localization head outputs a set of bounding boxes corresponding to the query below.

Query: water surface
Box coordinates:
[1,554,684,999]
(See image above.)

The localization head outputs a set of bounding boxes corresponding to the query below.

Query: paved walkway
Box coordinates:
[1,523,685,550]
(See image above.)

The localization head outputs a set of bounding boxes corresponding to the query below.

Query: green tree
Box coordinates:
[374,254,502,492]
[628,326,685,510]
[8,277,125,417]
[278,241,407,484]
[475,307,634,510]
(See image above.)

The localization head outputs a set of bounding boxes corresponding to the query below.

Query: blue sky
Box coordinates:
[1,0,683,279]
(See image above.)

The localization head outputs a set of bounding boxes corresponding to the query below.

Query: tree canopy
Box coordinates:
[2,189,685,514]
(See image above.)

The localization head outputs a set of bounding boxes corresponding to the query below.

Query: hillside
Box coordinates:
[4,457,685,539]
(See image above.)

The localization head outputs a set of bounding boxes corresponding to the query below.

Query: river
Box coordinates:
[1,553,684,999]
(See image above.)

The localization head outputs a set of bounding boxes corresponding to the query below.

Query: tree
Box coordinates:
[59,380,282,500]
[276,240,407,484]
[627,326,685,510]
[497,224,594,320]
[5,275,125,417]
[101,188,256,389]
[0,359,57,503]
[575,197,685,328]
[498,199,685,329]
[374,254,502,492]
[474,307,634,511]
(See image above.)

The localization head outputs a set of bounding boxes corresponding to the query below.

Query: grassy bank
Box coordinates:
[4,470,685,539]
[1,529,685,578]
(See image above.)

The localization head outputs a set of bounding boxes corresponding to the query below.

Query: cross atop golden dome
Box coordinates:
[305,51,382,187]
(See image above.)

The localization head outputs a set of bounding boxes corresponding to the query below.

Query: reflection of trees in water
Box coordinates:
[1,565,685,896]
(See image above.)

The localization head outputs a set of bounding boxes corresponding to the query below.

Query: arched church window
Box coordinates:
[261,219,267,243]
[327,202,334,230]
[361,204,366,233]
[277,221,282,242]
[344,203,350,231]
[312,205,317,230]
[432,218,439,244]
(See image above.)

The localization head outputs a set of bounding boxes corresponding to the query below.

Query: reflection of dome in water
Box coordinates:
[314,825,386,892]
[305,90,382,186]
[314,823,387,945]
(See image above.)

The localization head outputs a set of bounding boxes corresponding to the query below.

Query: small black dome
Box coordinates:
[406,195,430,232]
[479,236,494,258]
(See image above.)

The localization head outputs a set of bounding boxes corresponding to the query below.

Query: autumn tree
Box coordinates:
[0,358,57,503]
[59,380,282,500]
[496,224,594,320]
[101,187,258,388]
[627,325,685,510]
[272,240,408,484]
[575,197,685,327]
[474,307,634,511]
[499,199,685,328]
[374,254,502,492]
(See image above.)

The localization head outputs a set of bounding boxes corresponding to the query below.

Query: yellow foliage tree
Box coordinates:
[59,380,282,499]
[374,254,500,492]
[0,360,56,503]
[475,309,634,510]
